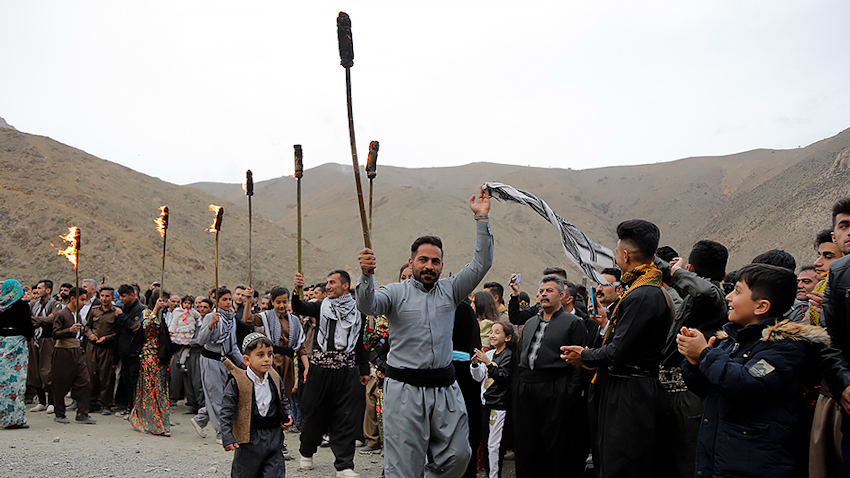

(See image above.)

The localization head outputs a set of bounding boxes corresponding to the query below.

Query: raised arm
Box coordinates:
[450,187,494,304]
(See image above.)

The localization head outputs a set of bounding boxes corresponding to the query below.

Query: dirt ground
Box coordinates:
[0,399,517,478]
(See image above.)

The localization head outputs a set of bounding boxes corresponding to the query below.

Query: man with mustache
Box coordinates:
[356,187,493,478]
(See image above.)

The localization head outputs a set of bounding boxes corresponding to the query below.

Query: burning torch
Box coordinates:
[56,227,81,324]
[154,206,169,305]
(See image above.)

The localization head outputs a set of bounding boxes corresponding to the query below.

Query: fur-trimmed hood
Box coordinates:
[761,319,830,346]
[715,318,830,347]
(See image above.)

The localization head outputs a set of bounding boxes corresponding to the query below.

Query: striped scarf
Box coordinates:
[592,262,663,383]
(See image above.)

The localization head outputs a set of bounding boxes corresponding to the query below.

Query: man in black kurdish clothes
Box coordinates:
[292,270,369,478]
[513,274,587,477]
[115,284,145,413]
[563,219,673,478]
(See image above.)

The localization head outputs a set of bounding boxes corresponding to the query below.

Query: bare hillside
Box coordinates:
[191,128,850,288]
[0,129,341,293]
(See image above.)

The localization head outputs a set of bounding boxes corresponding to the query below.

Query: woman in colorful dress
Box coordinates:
[129,291,171,436]
[0,279,34,429]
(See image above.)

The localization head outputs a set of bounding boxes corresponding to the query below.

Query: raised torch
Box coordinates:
[56,227,81,324]
[154,206,169,304]
[208,205,224,304]
[337,11,372,251]
[244,171,254,289]
[366,140,379,232]
[294,144,304,299]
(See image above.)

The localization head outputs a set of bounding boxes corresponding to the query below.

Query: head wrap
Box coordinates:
[0,279,24,313]
[242,332,268,353]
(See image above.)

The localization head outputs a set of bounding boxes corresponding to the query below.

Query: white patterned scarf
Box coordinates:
[483,182,615,283]
[317,294,360,353]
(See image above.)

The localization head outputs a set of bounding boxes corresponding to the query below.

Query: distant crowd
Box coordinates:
[1,189,850,478]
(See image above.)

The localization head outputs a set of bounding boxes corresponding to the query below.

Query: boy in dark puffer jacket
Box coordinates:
[677,263,829,478]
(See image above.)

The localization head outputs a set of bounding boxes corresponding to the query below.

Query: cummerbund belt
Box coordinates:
[385,365,455,388]
[201,348,223,361]
[607,365,658,378]
[252,414,282,430]
[54,338,81,349]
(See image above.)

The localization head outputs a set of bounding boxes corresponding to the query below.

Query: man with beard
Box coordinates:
[563,219,674,478]
[292,270,369,478]
[356,187,493,478]
[29,279,61,413]
[513,274,587,477]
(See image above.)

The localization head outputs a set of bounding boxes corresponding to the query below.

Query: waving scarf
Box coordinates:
[483,182,615,283]
[0,279,24,313]
[215,308,236,345]
[260,309,305,352]
[317,294,360,353]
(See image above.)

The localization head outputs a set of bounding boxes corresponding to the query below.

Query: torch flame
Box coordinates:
[208,204,223,233]
[57,226,79,270]
[154,205,169,238]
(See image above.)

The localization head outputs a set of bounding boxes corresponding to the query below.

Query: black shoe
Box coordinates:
[4,423,29,429]
[360,445,382,455]
[101,407,113,416]
[75,414,97,424]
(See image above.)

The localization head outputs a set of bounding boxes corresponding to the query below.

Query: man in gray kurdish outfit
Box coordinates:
[356,187,493,478]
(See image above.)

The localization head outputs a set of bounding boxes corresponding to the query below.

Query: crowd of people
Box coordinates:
[1,187,850,478]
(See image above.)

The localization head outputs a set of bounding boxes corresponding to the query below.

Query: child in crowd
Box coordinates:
[221,333,293,478]
[472,291,499,351]
[471,320,515,478]
[677,263,828,478]
[170,295,200,369]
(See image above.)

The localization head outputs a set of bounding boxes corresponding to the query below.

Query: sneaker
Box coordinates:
[215,437,222,445]
[282,447,291,461]
[68,399,77,410]
[503,450,515,461]
[30,404,46,412]
[336,469,361,478]
[355,439,365,447]
[101,407,113,416]
[75,414,97,425]
[54,416,70,424]
[299,456,313,470]
[46,405,54,414]
[190,417,206,438]
[360,445,382,455]
[320,434,330,447]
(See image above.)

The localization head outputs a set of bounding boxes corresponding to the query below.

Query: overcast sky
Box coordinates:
[2,1,848,185]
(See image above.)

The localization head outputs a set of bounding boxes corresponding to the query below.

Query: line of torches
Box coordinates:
[56,11,379,297]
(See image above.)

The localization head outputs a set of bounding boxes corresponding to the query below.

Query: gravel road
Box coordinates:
[0,400,385,478]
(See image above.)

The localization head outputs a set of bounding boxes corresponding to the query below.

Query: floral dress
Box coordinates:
[129,310,170,436]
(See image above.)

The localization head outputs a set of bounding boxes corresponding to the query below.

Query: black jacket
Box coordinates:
[472,348,513,409]
[0,300,35,339]
[820,255,850,434]
[117,299,145,359]
[516,308,587,397]
[684,318,829,478]
[656,258,729,368]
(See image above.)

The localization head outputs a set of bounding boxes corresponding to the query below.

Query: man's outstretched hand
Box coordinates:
[359,248,376,275]
[470,186,491,217]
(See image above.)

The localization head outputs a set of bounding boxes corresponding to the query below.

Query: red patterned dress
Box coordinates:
[129,310,170,436]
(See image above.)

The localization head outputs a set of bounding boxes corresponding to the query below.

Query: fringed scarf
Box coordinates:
[592,262,663,383]
[260,309,305,352]
[317,294,360,353]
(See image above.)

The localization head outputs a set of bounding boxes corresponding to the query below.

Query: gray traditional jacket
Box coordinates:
[356,219,493,370]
